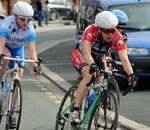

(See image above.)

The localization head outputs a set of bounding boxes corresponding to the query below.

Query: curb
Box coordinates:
[32,19,75,26]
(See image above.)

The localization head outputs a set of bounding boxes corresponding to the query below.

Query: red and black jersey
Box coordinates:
[76,24,126,59]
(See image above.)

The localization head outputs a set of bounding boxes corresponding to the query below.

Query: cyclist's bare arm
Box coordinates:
[83,40,95,65]
[0,36,6,54]
[118,49,133,75]
[28,41,42,75]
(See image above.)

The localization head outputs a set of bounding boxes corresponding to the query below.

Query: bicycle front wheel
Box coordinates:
[87,91,118,130]
[5,79,22,130]
[55,85,78,130]
[0,82,3,123]
[107,78,120,106]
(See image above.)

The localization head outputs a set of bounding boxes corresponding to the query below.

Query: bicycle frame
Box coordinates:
[0,56,38,115]
[61,79,108,129]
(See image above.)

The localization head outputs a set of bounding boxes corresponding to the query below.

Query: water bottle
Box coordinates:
[85,92,97,113]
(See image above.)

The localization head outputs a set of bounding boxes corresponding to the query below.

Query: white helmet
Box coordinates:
[13,1,34,17]
[95,11,118,28]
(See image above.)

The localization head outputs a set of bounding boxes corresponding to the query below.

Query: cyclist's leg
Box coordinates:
[72,49,91,108]
[74,66,92,108]
[71,49,91,124]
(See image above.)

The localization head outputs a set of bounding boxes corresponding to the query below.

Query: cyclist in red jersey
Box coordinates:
[70,11,138,124]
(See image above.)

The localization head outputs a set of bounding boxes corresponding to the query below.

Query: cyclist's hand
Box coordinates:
[128,73,138,87]
[33,66,42,75]
[89,63,97,78]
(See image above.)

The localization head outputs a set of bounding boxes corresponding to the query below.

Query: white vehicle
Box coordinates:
[48,0,75,20]
[0,1,7,23]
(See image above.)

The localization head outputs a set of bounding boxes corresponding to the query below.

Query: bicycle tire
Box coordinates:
[5,79,22,130]
[0,81,4,123]
[87,91,118,130]
[55,85,78,130]
[75,76,83,86]
[107,78,120,106]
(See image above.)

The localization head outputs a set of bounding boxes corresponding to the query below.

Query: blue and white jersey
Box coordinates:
[0,15,36,49]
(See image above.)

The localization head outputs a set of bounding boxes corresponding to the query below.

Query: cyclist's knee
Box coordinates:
[18,68,24,81]
[81,66,92,80]
[3,47,11,65]
[3,47,11,57]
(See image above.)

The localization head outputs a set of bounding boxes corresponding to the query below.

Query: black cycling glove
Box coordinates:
[129,73,138,86]
[89,63,97,74]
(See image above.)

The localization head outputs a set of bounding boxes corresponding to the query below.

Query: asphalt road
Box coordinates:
[0,65,66,130]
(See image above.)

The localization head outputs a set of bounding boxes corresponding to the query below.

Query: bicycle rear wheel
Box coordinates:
[107,78,120,106]
[55,85,78,130]
[75,75,83,86]
[5,79,22,130]
[87,91,118,130]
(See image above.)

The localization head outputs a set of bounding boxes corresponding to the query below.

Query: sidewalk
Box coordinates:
[32,20,75,33]
[29,21,150,130]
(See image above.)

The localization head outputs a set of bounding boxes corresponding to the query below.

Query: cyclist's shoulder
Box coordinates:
[83,24,99,38]
[85,24,98,32]
[0,16,16,27]
[111,30,125,48]
[113,30,124,41]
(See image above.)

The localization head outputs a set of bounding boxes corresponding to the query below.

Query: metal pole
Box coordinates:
[7,0,10,15]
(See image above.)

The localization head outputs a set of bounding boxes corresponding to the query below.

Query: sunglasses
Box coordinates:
[18,16,32,22]
[116,25,126,29]
[100,28,116,34]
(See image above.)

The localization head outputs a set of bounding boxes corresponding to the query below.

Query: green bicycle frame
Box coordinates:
[61,79,108,129]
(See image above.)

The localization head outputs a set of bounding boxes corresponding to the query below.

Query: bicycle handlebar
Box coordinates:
[0,54,42,64]
[0,54,42,69]
[107,59,134,67]
[107,59,122,66]
[86,59,134,96]
[122,85,133,96]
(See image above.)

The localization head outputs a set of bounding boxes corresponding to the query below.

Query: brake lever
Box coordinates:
[122,85,132,96]
[37,57,42,66]
[0,54,5,69]
[122,83,134,96]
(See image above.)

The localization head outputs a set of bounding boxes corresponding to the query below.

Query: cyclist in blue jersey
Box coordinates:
[111,9,128,46]
[0,1,42,128]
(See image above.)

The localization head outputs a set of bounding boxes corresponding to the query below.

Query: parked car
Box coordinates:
[0,1,7,23]
[32,0,75,21]
[76,0,150,88]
